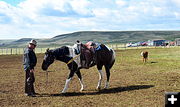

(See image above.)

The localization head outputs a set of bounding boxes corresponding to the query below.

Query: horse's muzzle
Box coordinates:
[42,61,48,71]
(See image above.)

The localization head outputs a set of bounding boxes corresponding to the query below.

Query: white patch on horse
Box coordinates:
[62,78,72,93]
[105,45,115,63]
[104,45,111,51]
[44,55,47,60]
[141,51,143,56]
[104,81,109,89]
[67,45,81,68]
[78,78,84,91]
[97,70,103,90]
[111,49,116,62]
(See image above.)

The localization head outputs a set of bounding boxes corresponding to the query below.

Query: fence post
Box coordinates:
[11,48,12,55]
[6,48,8,55]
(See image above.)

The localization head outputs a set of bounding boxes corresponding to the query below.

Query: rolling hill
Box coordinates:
[0,31,180,48]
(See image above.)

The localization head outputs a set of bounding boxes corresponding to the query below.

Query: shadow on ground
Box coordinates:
[150,61,158,64]
[37,85,154,97]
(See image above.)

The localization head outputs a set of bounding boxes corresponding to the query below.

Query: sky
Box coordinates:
[0,0,180,39]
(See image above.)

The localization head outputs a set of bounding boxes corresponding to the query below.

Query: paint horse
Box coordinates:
[41,44,115,93]
[141,51,148,63]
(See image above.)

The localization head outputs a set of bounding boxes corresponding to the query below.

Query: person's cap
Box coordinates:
[29,39,37,46]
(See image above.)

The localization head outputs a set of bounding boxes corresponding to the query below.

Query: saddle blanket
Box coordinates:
[67,45,81,68]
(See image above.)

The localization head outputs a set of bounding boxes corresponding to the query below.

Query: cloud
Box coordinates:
[115,0,127,7]
[172,0,180,7]
[17,0,94,18]
[0,0,180,39]
[0,13,12,24]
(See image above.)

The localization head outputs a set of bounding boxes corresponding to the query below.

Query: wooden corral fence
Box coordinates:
[0,44,179,55]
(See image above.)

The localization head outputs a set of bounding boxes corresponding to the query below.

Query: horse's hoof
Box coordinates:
[96,87,101,90]
[61,91,66,94]
[80,88,84,92]
[104,86,109,89]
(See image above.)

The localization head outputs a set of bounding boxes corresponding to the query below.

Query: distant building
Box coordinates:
[148,40,166,46]
[175,38,180,46]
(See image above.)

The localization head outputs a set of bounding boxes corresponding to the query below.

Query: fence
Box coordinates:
[0,44,179,55]
[0,47,57,55]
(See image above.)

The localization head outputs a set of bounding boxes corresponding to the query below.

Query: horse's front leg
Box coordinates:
[62,70,75,93]
[76,69,84,92]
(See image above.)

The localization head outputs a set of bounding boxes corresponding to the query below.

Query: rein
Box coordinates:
[46,70,48,87]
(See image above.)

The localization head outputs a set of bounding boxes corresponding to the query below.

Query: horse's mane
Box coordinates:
[52,46,70,57]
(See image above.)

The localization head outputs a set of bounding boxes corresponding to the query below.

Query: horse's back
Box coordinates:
[96,44,115,65]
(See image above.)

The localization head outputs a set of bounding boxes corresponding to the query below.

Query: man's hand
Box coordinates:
[30,69,35,73]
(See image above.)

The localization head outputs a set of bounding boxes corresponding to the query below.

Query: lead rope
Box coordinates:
[66,54,81,65]
[46,70,48,89]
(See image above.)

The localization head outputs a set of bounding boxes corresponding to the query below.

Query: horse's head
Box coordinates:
[42,48,55,71]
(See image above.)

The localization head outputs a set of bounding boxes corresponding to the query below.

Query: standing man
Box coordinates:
[23,40,37,97]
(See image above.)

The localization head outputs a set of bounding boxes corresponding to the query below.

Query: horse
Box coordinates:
[141,51,148,63]
[41,44,115,93]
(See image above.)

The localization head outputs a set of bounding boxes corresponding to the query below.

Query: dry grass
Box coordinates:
[0,47,180,107]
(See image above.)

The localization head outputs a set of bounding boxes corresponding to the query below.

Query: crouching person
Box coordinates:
[23,40,37,97]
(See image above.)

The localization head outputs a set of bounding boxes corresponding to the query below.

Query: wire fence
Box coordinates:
[0,44,179,55]
[0,47,56,55]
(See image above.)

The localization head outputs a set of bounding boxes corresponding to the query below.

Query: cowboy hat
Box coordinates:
[29,39,37,46]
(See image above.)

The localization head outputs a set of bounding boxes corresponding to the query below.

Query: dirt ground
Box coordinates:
[0,48,180,107]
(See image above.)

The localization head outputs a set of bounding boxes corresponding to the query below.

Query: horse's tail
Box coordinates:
[109,49,115,69]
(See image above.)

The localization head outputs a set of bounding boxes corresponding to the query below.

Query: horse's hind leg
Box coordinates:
[145,57,148,63]
[96,64,103,90]
[104,65,110,89]
[76,70,84,92]
[62,70,75,93]
[143,58,145,63]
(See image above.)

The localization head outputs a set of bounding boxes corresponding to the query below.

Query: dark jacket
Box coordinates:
[23,48,37,71]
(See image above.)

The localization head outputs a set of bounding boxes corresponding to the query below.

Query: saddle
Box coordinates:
[76,42,96,69]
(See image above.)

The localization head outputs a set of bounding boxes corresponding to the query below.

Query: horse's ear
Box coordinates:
[46,48,49,52]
